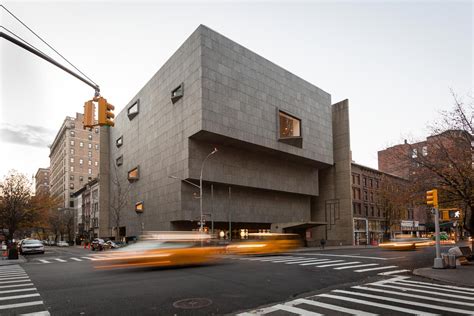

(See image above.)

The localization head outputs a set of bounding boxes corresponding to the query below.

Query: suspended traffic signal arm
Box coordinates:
[426,189,438,208]
[0,31,99,94]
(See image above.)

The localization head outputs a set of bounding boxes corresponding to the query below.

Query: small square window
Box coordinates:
[171,83,184,104]
[95,128,99,134]
[128,166,139,181]
[70,158,74,163]
[70,149,74,155]
[69,175,74,181]
[70,166,74,172]
[412,148,418,158]
[116,155,123,166]
[88,177,92,181]
[95,144,99,150]
[135,201,144,213]
[127,100,139,120]
[80,142,84,147]
[70,140,75,146]
[88,143,92,149]
[116,136,123,147]
[79,159,83,165]
[70,123,75,129]
[88,151,92,157]
[70,183,74,190]
[278,110,302,148]
[88,160,92,166]
[70,131,75,137]
[88,134,92,140]
[88,168,92,175]
[94,161,98,166]
[422,146,428,156]
[79,176,84,182]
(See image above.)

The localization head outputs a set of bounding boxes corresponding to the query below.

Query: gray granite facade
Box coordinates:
[106,25,352,244]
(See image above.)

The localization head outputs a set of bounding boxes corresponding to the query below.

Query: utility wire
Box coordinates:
[0,4,99,88]
[1,26,51,60]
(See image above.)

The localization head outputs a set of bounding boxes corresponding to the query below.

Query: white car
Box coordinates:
[20,239,45,254]
[57,241,69,247]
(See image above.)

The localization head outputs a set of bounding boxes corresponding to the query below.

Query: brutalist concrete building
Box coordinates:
[102,25,353,246]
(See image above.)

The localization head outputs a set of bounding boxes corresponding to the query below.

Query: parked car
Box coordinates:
[91,238,106,251]
[57,241,69,247]
[105,240,119,249]
[20,239,45,255]
[47,240,56,246]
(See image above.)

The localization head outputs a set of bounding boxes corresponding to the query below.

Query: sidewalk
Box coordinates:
[0,256,26,266]
[414,263,474,287]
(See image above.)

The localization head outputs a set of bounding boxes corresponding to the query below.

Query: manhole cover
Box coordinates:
[173,298,213,309]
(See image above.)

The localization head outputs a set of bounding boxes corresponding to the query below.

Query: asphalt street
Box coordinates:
[2,245,473,315]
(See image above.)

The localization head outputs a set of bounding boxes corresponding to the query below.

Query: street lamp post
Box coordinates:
[169,147,218,232]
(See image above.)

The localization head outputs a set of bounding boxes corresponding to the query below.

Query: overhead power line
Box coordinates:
[0,4,99,93]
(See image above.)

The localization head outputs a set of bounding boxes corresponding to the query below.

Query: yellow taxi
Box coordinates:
[93,231,224,269]
[226,233,302,255]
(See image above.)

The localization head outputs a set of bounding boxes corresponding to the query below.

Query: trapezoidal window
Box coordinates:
[116,136,123,147]
[135,201,144,213]
[128,166,139,182]
[127,100,139,120]
[116,155,123,166]
[171,83,184,104]
[278,110,302,148]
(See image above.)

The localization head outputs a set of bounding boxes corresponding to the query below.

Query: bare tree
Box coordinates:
[110,164,130,241]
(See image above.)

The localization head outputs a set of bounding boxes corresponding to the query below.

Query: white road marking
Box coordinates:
[81,257,95,260]
[397,279,474,292]
[372,283,474,301]
[318,293,437,316]
[293,253,393,261]
[355,265,398,272]
[334,263,379,270]
[0,276,30,281]
[38,260,50,264]
[0,273,28,277]
[378,269,410,275]
[272,303,322,315]
[315,261,360,268]
[300,260,345,266]
[244,256,288,261]
[20,311,51,316]
[267,257,309,263]
[0,287,37,294]
[70,257,82,262]
[0,283,34,289]
[332,289,474,315]
[285,259,332,265]
[0,293,40,301]
[0,279,31,284]
[352,285,474,307]
[0,300,44,310]
[292,298,377,316]
[54,258,67,263]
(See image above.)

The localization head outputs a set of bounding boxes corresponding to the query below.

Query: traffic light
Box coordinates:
[441,210,449,221]
[426,189,438,208]
[83,100,95,128]
[98,97,115,127]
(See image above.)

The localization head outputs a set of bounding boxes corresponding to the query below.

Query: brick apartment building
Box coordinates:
[49,113,101,209]
[34,167,50,196]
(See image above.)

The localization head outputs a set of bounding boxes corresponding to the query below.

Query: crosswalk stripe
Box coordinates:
[245,256,288,261]
[292,298,377,316]
[81,257,94,260]
[0,293,40,301]
[20,311,51,316]
[318,293,437,316]
[0,273,28,277]
[355,265,398,272]
[0,287,37,294]
[272,303,322,315]
[267,257,309,263]
[285,259,332,265]
[0,300,44,310]
[332,289,474,314]
[316,261,360,268]
[70,257,82,262]
[38,260,50,264]
[352,285,474,307]
[0,276,29,281]
[0,283,34,289]
[300,260,345,266]
[54,258,67,263]
[397,279,474,292]
[334,263,378,270]
[394,281,474,296]
[0,280,31,284]
[255,257,304,262]
[299,253,391,261]
[378,269,410,275]
[373,283,474,301]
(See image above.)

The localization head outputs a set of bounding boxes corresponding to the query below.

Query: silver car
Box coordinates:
[20,239,45,254]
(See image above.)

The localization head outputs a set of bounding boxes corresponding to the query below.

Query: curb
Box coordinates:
[412,267,474,287]
[0,255,27,266]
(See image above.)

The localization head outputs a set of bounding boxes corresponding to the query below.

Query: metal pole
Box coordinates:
[228,186,232,241]
[433,207,444,268]
[200,171,203,232]
[211,184,214,235]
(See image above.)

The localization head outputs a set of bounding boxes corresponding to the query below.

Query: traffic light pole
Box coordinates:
[433,207,444,269]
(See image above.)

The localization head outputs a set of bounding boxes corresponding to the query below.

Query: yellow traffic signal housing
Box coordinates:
[426,189,438,208]
[440,210,449,221]
[83,100,95,128]
[98,97,115,127]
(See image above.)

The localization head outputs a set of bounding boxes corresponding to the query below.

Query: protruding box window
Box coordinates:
[116,155,123,166]
[171,83,184,104]
[116,136,123,147]
[135,201,144,213]
[128,166,139,182]
[278,110,302,148]
[128,100,139,120]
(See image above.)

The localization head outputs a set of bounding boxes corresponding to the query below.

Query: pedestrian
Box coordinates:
[320,238,326,250]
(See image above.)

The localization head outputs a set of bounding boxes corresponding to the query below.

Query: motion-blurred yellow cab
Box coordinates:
[226,233,302,255]
[94,231,224,269]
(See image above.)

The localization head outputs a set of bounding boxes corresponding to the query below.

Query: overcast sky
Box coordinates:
[1,0,472,181]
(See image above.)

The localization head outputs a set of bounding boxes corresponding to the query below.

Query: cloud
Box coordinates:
[0,123,56,148]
